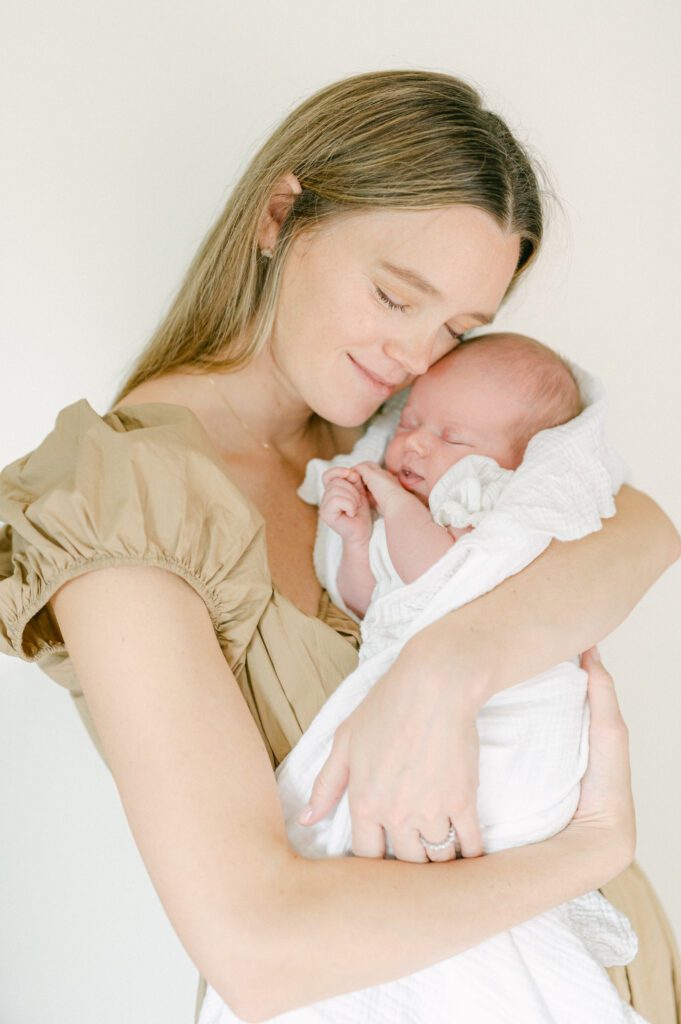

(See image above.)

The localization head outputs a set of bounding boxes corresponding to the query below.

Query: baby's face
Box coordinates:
[384,353,524,502]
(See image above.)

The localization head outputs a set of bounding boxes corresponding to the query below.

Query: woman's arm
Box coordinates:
[301,484,680,862]
[50,565,632,1023]
[416,484,681,703]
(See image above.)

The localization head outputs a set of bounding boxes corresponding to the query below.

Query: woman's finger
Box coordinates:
[351,818,387,859]
[573,644,635,865]
[452,810,483,859]
[411,818,458,863]
[299,733,350,826]
[580,646,626,730]
[387,825,430,863]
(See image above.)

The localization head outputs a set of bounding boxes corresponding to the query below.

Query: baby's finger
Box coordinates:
[354,461,379,478]
[322,466,351,486]
[327,480,362,506]
[326,495,357,518]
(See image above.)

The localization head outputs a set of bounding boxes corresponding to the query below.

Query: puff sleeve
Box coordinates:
[0,399,272,674]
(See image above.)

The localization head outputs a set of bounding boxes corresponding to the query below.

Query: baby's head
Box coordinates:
[384,332,582,501]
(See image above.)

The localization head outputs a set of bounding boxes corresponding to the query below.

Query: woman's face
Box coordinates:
[269,205,521,427]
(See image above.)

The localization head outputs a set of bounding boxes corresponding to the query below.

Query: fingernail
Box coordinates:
[298,805,314,824]
[591,645,601,662]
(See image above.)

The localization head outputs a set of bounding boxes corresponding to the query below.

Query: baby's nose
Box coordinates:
[405,429,430,455]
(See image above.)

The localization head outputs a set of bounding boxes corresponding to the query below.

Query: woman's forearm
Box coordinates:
[57,566,621,1022]
[49,561,640,1023]
[408,485,680,706]
[235,823,626,1021]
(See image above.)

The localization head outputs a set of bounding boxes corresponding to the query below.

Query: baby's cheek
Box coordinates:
[425,446,464,489]
[383,437,401,474]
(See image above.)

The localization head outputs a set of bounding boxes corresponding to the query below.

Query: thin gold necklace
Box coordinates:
[206,374,276,452]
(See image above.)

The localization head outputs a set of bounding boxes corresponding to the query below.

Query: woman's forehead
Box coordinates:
[335,206,519,310]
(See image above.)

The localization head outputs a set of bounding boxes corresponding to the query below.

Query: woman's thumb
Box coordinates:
[298,738,350,826]
[581,646,625,729]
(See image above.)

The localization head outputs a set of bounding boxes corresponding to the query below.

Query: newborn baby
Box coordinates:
[320,332,582,624]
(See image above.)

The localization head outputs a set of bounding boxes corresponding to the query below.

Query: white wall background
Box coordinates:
[1,2,680,1022]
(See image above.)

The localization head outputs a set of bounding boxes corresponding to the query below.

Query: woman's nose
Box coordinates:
[383,336,433,377]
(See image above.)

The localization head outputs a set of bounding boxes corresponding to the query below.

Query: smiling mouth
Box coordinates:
[348,355,397,395]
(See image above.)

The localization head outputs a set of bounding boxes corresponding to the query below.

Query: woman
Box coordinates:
[0,69,678,1022]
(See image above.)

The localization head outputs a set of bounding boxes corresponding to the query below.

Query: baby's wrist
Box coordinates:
[342,534,371,555]
[382,485,419,518]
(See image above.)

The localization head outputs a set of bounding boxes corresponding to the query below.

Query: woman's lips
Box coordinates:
[348,355,394,397]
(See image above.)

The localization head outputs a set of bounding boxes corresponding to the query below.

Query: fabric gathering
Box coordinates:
[198,364,647,1024]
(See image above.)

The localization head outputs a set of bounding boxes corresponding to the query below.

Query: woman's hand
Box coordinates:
[299,640,635,872]
[299,639,484,863]
[569,647,636,871]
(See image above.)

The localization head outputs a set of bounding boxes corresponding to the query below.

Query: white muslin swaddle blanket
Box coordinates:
[199,363,644,1024]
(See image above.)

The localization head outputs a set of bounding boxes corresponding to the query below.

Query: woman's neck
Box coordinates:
[155,348,335,471]
[213,348,314,447]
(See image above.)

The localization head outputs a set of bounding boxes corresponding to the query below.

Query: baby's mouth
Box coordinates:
[398,467,425,491]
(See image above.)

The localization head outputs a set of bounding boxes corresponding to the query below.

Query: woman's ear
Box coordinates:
[257,172,303,253]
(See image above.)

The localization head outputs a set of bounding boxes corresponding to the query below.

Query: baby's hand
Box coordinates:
[354,461,411,516]
[320,467,372,544]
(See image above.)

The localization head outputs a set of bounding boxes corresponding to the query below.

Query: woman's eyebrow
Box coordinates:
[377,260,492,324]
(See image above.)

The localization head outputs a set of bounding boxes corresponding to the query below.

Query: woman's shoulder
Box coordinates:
[2,393,248,513]
[0,395,271,663]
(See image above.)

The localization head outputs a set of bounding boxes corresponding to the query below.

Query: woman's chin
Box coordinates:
[313,394,386,428]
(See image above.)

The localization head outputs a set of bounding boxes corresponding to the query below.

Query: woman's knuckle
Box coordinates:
[385,809,411,831]
[351,796,379,820]
[448,795,469,816]
[419,798,444,822]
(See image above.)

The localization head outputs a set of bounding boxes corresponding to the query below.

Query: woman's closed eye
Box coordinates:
[375,286,407,313]
[374,286,464,342]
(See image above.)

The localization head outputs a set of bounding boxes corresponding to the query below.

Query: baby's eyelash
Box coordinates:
[375,287,463,342]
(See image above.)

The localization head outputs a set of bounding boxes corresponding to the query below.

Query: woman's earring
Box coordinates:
[261,247,273,259]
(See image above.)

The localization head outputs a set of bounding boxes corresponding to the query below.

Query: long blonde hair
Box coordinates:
[113,69,546,405]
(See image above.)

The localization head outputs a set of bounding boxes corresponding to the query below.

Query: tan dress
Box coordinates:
[0,398,678,1023]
